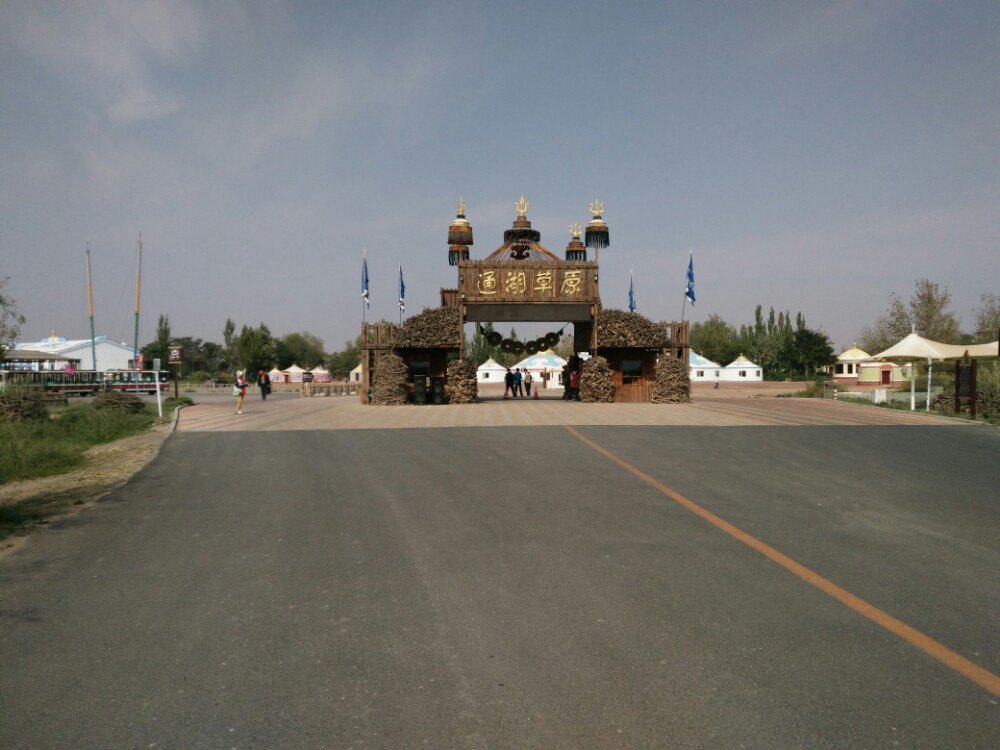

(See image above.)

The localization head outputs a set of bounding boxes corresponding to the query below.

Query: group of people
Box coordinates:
[503,367,535,399]
[233,369,273,414]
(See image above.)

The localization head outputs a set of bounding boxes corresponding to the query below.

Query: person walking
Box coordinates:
[503,368,514,399]
[513,367,523,398]
[257,369,271,400]
[568,368,579,401]
[234,370,248,414]
[524,369,533,398]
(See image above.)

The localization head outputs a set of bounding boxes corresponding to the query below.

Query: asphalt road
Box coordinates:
[1,425,998,748]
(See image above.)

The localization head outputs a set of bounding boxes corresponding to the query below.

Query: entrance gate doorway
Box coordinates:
[360,197,689,404]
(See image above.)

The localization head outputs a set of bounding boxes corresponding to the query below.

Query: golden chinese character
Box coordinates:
[534,270,554,294]
[560,269,583,295]
[477,270,498,295]
[504,270,527,294]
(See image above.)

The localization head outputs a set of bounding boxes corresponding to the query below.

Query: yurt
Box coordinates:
[267,366,284,384]
[476,357,507,384]
[282,363,307,383]
[719,353,763,382]
[832,342,870,382]
[689,351,722,382]
[311,365,332,382]
[512,350,568,390]
[349,363,363,382]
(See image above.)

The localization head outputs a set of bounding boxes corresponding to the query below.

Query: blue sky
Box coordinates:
[2,1,997,352]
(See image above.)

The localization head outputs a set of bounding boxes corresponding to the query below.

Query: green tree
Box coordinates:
[689,314,738,366]
[793,328,836,376]
[277,331,326,369]
[234,323,277,375]
[972,292,999,343]
[466,322,504,366]
[860,278,962,353]
[328,336,362,378]
[141,314,171,368]
[0,277,26,362]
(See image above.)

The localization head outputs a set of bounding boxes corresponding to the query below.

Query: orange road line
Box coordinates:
[562,424,1000,698]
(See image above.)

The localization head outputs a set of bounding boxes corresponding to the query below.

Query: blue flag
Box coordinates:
[362,252,370,309]
[685,252,695,306]
[398,265,405,312]
[628,269,636,312]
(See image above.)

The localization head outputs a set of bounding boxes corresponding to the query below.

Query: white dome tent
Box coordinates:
[475,357,507,384]
[688,351,722,382]
[719,353,763,382]
[511,350,568,389]
[282,363,307,383]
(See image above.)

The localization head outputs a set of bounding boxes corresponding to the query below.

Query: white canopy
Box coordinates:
[874,333,999,360]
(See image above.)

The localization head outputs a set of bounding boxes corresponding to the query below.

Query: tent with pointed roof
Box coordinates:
[349,363,363,382]
[719,353,763,382]
[512,350,568,389]
[688,351,721,382]
[267,366,283,383]
[282,363,307,383]
[475,357,507,384]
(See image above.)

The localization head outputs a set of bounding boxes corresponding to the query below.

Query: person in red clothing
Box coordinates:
[568,368,579,400]
[234,369,248,414]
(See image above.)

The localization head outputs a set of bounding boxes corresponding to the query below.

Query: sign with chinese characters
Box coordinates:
[168,346,183,364]
[460,262,598,304]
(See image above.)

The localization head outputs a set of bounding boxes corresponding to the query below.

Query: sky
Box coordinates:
[2,0,997,354]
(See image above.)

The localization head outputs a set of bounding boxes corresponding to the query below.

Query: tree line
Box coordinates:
[141,315,362,380]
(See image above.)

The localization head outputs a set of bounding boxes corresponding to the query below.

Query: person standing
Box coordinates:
[524,369,533,398]
[568,368,579,401]
[257,369,271,400]
[513,367,523,397]
[234,370,248,414]
[503,368,514,399]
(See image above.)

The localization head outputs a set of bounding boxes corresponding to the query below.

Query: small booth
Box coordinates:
[832,343,870,383]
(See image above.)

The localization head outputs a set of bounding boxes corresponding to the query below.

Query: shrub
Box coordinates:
[0,385,48,423]
[94,391,145,414]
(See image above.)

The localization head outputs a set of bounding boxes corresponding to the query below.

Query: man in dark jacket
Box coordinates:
[503,368,514,399]
[257,369,271,400]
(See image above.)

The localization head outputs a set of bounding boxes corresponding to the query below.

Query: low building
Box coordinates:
[13,332,137,371]
[1,349,82,372]
[475,357,507,384]
[719,353,763,382]
[689,351,722,382]
[831,343,869,382]
[858,360,912,386]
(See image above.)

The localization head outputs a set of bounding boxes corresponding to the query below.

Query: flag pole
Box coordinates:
[362,248,367,326]
[85,244,97,371]
[398,263,402,326]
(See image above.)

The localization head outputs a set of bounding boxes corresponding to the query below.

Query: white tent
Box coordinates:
[349,363,362,382]
[873,332,1000,411]
[689,351,722,382]
[311,365,332,382]
[267,367,283,383]
[476,357,507,384]
[719,354,763,382]
[512,350,569,390]
[282,363,307,383]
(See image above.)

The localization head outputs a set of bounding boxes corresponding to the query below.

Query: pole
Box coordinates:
[85,244,97,371]
[926,356,932,412]
[910,361,915,411]
[155,368,163,418]
[133,233,142,393]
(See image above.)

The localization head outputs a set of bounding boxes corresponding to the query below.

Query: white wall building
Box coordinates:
[476,357,508,384]
[719,353,763,382]
[689,351,722,382]
[14,333,137,371]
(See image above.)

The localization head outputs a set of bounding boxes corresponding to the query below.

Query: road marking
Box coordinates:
[563,424,1000,698]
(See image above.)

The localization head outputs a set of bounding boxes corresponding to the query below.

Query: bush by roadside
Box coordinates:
[0,402,155,484]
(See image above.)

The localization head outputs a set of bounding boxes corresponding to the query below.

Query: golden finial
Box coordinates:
[457,196,466,216]
[569,223,583,239]
[589,198,605,217]
[515,194,530,217]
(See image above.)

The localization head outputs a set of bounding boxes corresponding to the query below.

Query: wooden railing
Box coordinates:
[301,382,360,397]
